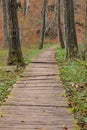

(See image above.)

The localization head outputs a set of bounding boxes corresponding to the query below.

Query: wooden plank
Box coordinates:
[0,47,79,130]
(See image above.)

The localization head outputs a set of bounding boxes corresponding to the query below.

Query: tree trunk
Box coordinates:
[24,0,27,16]
[45,0,49,34]
[7,0,24,66]
[38,0,48,49]
[16,0,22,8]
[51,1,57,30]
[84,0,87,52]
[82,0,87,60]
[63,0,78,58]
[26,0,30,14]
[1,0,8,45]
[56,0,65,49]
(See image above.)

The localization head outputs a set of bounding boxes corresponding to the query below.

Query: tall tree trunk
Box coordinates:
[26,0,30,14]
[82,0,87,60]
[45,0,49,34]
[51,0,57,31]
[24,0,27,16]
[16,0,22,8]
[56,0,65,49]
[1,0,8,45]
[38,0,48,49]
[84,0,87,52]
[63,0,78,58]
[7,0,24,66]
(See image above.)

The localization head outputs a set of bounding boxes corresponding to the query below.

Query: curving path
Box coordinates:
[0,47,79,130]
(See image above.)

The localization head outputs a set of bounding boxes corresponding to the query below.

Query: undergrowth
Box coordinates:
[0,43,53,106]
[56,47,87,130]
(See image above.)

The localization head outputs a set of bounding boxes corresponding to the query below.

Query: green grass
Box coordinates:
[0,43,53,106]
[0,49,8,66]
[56,47,87,129]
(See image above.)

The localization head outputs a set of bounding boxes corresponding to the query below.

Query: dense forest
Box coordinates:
[0,0,87,130]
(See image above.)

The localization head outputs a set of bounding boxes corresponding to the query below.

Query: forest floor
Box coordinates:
[0,46,80,130]
[56,47,87,130]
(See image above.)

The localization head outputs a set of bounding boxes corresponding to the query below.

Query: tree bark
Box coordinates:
[24,0,27,16]
[63,0,78,58]
[38,0,48,49]
[45,0,49,34]
[82,0,87,60]
[1,0,8,45]
[26,0,30,14]
[16,0,22,8]
[56,0,65,49]
[7,0,24,66]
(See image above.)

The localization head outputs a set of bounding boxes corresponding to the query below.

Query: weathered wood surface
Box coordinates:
[0,47,79,130]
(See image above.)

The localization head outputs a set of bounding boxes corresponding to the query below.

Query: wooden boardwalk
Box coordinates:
[0,47,79,130]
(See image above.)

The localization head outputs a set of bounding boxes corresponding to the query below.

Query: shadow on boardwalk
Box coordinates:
[0,47,79,130]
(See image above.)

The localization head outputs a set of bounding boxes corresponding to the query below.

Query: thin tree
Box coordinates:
[24,0,27,16]
[50,0,57,39]
[45,0,49,34]
[16,0,22,8]
[38,0,48,49]
[56,0,65,49]
[84,0,87,52]
[26,0,30,14]
[63,0,78,58]
[82,0,87,60]
[7,0,24,66]
[1,0,8,45]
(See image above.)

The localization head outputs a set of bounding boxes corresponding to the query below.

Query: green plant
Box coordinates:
[56,47,87,130]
